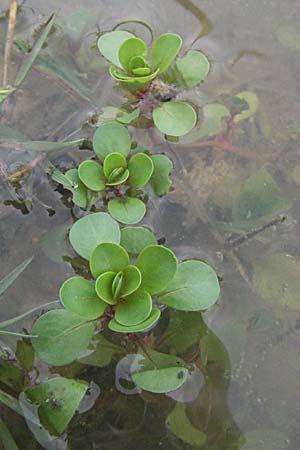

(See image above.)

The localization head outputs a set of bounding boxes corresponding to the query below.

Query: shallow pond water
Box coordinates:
[1,0,300,448]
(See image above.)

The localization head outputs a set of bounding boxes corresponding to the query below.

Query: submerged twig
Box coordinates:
[2,0,17,86]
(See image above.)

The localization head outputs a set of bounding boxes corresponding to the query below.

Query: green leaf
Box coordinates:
[128,153,154,188]
[158,260,220,311]
[103,152,127,178]
[120,226,157,254]
[0,417,19,450]
[108,197,146,224]
[25,377,88,436]
[60,276,106,319]
[32,309,95,366]
[15,340,35,371]
[121,265,142,296]
[90,243,129,279]
[0,138,83,153]
[78,160,105,191]
[118,37,147,72]
[78,335,123,367]
[147,154,173,195]
[14,14,56,87]
[110,65,159,85]
[151,33,182,74]
[176,50,210,88]
[69,212,120,260]
[165,310,207,353]
[131,350,188,393]
[115,290,152,326]
[64,169,88,208]
[232,169,287,228]
[93,121,131,162]
[233,91,259,123]
[95,272,116,304]
[97,30,134,67]
[0,257,33,297]
[117,108,140,124]
[166,403,207,446]
[129,56,148,71]
[136,245,178,294]
[108,308,161,333]
[153,101,197,136]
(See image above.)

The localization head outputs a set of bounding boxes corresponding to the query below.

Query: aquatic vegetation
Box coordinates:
[98,30,210,136]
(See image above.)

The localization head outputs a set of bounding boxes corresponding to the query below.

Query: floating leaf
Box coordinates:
[166,403,207,446]
[108,197,146,224]
[60,277,106,319]
[176,50,210,88]
[147,154,173,195]
[90,243,129,279]
[115,290,152,326]
[152,33,182,74]
[153,101,197,136]
[25,377,88,436]
[118,37,147,72]
[120,226,157,254]
[98,30,134,67]
[158,260,220,311]
[233,91,259,123]
[131,350,188,393]
[69,213,120,260]
[136,245,177,294]
[78,160,105,191]
[93,121,131,161]
[63,169,88,208]
[0,257,33,297]
[108,308,161,333]
[32,309,95,366]
[128,153,153,188]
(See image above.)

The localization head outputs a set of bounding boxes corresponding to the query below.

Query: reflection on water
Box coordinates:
[1,0,300,448]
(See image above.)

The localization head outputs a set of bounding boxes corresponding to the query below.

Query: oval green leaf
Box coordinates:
[151,33,182,74]
[136,245,178,295]
[108,197,146,224]
[176,50,210,88]
[158,260,220,311]
[65,169,88,208]
[118,37,147,72]
[32,309,95,366]
[60,276,106,319]
[133,366,188,394]
[78,160,105,191]
[120,226,157,254]
[115,290,152,326]
[69,212,120,260]
[103,152,127,178]
[153,101,197,136]
[95,271,116,304]
[108,308,161,333]
[97,30,134,67]
[93,121,131,162]
[90,242,129,279]
[128,152,154,188]
[121,265,142,297]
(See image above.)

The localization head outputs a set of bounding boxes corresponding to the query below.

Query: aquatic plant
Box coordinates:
[98,30,210,136]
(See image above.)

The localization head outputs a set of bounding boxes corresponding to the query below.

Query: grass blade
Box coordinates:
[14,13,56,87]
[0,257,33,297]
[0,417,19,450]
[0,300,60,329]
[0,138,83,153]
[0,388,23,416]
[0,330,36,338]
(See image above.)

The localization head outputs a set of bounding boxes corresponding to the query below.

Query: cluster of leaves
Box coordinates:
[52,120,172,223]
[31,212,220,366]
[98,30,210,136]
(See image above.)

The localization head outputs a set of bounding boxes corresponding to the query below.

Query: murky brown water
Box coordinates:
[1,0,300,448]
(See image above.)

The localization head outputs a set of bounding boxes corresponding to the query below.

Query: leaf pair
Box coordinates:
[98,31,182,86]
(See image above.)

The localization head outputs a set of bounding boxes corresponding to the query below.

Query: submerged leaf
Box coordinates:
[166,403,207,446]
[176,50,210,88]
[0,257,33,297]
[233,91,259,123]
[147,154,173,195]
